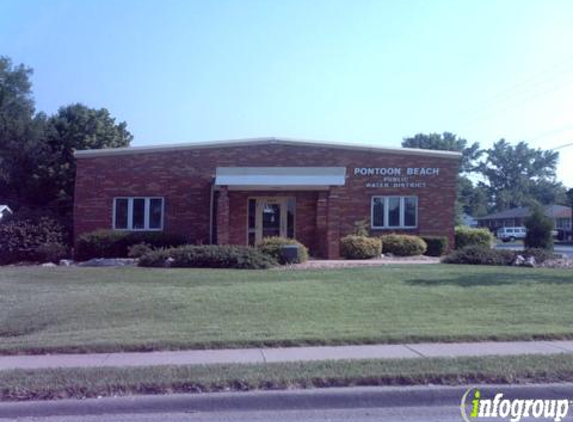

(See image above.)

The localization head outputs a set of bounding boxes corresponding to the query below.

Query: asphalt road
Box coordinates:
[495,243,573,258]
[0,406,503,422]
[3,385,573,422]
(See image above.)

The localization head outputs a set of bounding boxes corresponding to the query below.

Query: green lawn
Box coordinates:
[0,265,572,354]
[3,354,573,401]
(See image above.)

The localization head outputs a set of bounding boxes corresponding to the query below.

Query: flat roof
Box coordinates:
[74,137,463,159]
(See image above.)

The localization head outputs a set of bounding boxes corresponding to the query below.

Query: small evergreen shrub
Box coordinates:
[524,205,554,250]
[454,227,494,249]
[257,237,309,264]
[521,248,558,264]
[36,242,69,263]
[443,246,516,266]
[421,236,449,257]
[75,230,187,261]
[0,217,68,265]
[127,242,154,258]
[380,234,427,256]
[138,245,277,269]
[340,235,382,260]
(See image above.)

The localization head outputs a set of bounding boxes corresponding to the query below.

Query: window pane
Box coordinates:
[388,197,401,227]
[404,197,417,227]
[149,198,163,229]
[372,197,385,227]
[132,198,145,229]
[115,199,128,229]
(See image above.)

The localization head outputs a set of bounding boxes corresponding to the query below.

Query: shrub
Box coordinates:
[0,217,68,265]
[421,236,449,257]
[443,246,516,266]
[257,237,309,264]
[75,230,187,261]
[352,219,370,237]
[127,242,154,258]
[521,248,558,264]
[138,245,277,269]
[36,242,69,263]
[380,234,427,256]
[340,235,382,260]
[454,227,494,249]
[524,204,554,250]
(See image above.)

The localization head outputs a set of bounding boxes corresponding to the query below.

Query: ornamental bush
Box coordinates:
[340,235,382,260]
[521,248,558,264]
[524,205,554,250]
[454,227,494,249]
[0,217,69,265]
[421,236,449,257]
[442,246,515,266]
[257,237,309,264]
[138,245,277,269]
[75,230,187,261]
[380,234,427,256]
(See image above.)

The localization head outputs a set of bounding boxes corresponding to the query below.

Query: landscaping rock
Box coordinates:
[512,255,525,266]
[77,258,138,267]
[58,259,74,267]
[524,256,537,268]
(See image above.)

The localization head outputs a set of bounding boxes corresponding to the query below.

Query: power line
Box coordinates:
[551,142,573,150]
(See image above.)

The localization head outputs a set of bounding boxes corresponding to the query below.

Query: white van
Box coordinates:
[496,226,527,242]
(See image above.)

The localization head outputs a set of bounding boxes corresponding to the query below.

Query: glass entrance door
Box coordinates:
[248,197,295,245]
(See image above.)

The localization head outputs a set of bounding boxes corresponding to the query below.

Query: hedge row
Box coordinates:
[0,217,69,265]
[138,245,277,269]
[340,235,382,259]
[454,227,494,249]
[339,234,448,259]
[443,246,557,266]
[75,230,187,261]
[257,237,309,264]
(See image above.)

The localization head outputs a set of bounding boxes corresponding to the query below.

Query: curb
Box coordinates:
[1,384,573,419]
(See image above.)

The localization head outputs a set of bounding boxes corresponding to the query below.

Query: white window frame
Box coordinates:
[113,197,164,231]
[371,196,418,229]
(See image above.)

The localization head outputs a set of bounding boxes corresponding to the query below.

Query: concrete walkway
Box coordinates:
[1,340,573,371]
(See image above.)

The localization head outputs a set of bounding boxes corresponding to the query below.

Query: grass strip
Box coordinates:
[2,266,573,355]
[2,354,573,401]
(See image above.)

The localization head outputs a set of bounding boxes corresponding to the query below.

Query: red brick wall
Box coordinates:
[74,143,459,255]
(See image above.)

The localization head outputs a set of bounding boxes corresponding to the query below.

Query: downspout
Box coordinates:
[209,178,215,244]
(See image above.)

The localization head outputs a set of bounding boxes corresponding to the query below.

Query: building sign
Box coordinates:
[353,167,441,188]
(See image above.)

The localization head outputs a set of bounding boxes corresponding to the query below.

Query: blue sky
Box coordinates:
[2,0,572,186]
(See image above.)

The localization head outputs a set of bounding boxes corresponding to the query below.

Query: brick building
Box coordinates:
[74,137,461,258]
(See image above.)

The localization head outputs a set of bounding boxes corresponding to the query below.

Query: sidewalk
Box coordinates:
[1,340,573,371]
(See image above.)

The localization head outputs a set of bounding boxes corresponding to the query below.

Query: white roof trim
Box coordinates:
[74,137,462,159]
[215,167,346,187]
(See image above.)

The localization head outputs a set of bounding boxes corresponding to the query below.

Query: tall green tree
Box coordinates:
[402,132,482,173]
[0,57,49,209]
[40,104,133,220]
[0,57,133,230]
[402,132,484,221]
[477,139,563,211]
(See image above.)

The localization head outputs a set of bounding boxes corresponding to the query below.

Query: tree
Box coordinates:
[0,56,50,211]
[402,132,482,173]
[0,56,133,232]
[524,203,554,250]
[478,140,562,212]
[403,132,485,221]
[40,104,133,220]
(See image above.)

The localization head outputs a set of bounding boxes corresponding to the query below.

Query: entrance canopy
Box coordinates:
[215,167,346,190]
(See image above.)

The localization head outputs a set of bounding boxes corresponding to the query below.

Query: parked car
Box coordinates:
[496,226,527,242]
